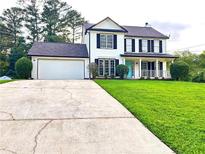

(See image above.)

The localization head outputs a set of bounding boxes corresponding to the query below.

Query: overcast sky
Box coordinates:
[1,0,205,53]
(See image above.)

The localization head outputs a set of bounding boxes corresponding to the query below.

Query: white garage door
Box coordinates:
[38,59,84,80]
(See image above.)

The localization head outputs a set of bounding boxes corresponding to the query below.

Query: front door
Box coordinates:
[125,60,134,78]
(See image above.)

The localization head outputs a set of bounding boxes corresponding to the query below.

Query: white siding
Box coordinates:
[124,37,167,53]
[88,31,125,64]
[93,18,124,30]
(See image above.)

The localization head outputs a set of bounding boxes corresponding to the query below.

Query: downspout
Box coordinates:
[88,31,91,79]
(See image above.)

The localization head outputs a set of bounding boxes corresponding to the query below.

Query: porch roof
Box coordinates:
[121,53,178,58]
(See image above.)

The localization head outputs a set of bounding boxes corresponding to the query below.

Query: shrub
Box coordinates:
[111,74,115,79]
[104,73,108,79]
[116,64,129,79]
[88,62,98,79]
[192,71,205,82]
[15,57,32,79]
[5,69,16,78]
[170,61,189,81]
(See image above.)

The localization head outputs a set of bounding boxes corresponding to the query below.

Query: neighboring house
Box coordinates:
[28,17,177,80]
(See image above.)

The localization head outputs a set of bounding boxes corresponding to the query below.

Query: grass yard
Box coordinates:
[96,80,205,154]
[0,80,13,84]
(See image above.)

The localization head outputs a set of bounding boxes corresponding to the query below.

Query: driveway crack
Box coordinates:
[32,120,53,154]
[0,148,17,154]
[63,88,81,118]
[0,111,15,120]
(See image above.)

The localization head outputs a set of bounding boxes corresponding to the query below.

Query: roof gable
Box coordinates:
[87,17,128,33]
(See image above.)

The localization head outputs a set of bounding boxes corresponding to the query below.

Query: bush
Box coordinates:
[15,57,32,79]
[192,71,205,82]
[170,61,189,81]
[104,73,108,79]
[5,69,16,78]
[88,62,98,79]
[111,74,115,79]
[116,64,129,79]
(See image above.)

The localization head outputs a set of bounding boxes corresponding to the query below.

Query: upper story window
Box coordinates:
[100,34,113,49]
[142,40,147,52]
[126,39,132,52]
[139,39,163,53]
[124,38,135,52]
[97,34,117,49]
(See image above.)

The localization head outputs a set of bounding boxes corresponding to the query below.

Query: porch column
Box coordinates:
[139,58,141,78]
[163,61,167,78]
[156,59,159,78]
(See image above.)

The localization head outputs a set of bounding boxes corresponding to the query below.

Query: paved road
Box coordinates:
[0,80,174,154]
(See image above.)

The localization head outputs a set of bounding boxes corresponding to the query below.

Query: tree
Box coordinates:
[9,37,29,71]
[116,64,129,79]
[41,0,72,42]
[15,57,32,79]
[88,62,98,79]
[199,51,205,68]
[67,10,84,43]
[19,0,42,43]
[0,7,24,47]
[0,51,9,76]
[175,51,200,76]
[170,61,189,81]
[0,20,13,50]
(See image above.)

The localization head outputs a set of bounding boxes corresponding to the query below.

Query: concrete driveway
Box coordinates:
[0,80,174,154]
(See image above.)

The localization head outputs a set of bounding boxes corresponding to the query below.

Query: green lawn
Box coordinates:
[95,80,205,154]
[0,80,13,84]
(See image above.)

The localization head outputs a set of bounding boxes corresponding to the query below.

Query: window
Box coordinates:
[154,40,159,52]
[99,60,104,76]
[126,39,132,52]
[142,40,147,52]
[110,60,115,75]
[98,59,116,76]
[105,60,109,75]
[100,34,113,49]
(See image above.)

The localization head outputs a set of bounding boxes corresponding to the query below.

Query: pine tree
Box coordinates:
[67,10,84,43]
[22,0,42,43]
[41,0,72,42]
[0,21,13,50]
[0,7,24,47]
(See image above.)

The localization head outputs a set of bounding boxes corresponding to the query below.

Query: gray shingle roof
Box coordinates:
[28,42,89,58]
[84,23,169,39]
[121,52,178,58]
[124,26,169,39]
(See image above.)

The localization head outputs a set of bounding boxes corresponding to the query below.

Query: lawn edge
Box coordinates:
[95,80,177,153]
[0,80,15,84]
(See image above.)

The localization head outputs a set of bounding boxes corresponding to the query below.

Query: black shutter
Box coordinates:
[159,40,163,53]
[160,62,163,70]
[148,62,151,70]
[151,40,154,52]
[147,40,151,52]
[115,59,119,76]
[115,59,119,66]
[139,39,142,52]
[124,39,126,52]
[97,34,100,48]
[95,59,98,65]
[152,62,155,70]
[132,39,135,52]
[114,35,117,49]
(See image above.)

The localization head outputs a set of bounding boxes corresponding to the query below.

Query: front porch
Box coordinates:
[124,58,173,79]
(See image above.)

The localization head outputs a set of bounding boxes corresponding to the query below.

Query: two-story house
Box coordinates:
[28,17,177,80]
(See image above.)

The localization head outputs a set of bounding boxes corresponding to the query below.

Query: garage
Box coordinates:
[28,42,89,80]
[38,59,85,80]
